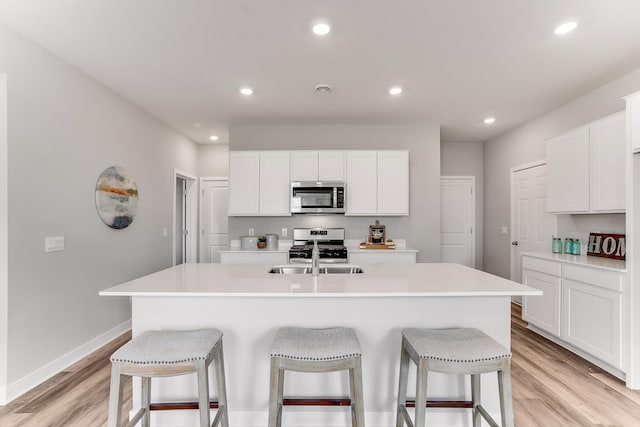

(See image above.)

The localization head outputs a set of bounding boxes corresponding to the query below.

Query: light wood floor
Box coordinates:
[1,305,640,426]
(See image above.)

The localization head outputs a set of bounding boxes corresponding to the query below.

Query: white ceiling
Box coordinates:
[0,0,639,144]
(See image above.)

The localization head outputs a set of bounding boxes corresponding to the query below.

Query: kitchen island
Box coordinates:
[100,263,540,427]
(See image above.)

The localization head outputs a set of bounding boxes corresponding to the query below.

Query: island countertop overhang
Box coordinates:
[99,262,541,298]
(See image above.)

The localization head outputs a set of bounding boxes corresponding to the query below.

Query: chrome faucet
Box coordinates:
[311,239,320,277]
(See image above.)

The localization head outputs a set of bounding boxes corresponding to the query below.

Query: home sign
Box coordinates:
[587,233,626,260]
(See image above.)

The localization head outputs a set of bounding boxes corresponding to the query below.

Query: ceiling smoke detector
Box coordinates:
[315,84,332,94]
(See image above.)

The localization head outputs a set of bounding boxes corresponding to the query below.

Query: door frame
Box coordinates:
[509,159,547,281]
[440,176,476,268]
[199,176,228,263]
[173,169,198,265]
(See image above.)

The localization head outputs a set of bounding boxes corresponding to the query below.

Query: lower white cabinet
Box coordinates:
[522,265,562,337]
[562,264,623,369]
[522,254,624,373]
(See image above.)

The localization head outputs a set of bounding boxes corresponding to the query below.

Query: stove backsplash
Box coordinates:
[230,215,411,245]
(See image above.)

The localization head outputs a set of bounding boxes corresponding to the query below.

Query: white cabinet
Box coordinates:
[522,257,562,337]
[259,151,291,215]
[521,254,624,373]
[547,128,590,212]
[590,113,626,211]
[349,251,416,264]
[563,264,623,369]
[291,152,319,181]
[547,112,625,213]
[291,151,345,181]
[378,151,409,215]
[626,91,640,153]
[228,151,290,216]
[346,151,378,215]
[346,150,409,216]
[318,151,345,181]
[228,151,260,215]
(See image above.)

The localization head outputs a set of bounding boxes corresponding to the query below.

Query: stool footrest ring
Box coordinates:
[149,400,220,411]
[283,397,351,406]
[405,399,474,409]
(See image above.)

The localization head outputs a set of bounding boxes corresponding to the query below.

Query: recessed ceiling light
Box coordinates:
[240,87,254,95]
[554,21,578,35]
[312,22,331,36]
[209,135,219,141]
[389,86,403,95]
[484,117,496,125]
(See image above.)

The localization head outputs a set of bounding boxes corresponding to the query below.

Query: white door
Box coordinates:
[510,162,557,300]
[440,177,475,267]
[201,179,229,263]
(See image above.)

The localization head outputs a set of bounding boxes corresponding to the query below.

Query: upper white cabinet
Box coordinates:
[259,151,291,215]
[291,151,345,181]
[318,151,346,181]
[547,111,625,213]
[346,151,378,215]
[228,151,290,216]
[228,151,260,215]
[346,150,409,216]
[378,151,409,215]
[626,91,640,153]
[590,112,626,211]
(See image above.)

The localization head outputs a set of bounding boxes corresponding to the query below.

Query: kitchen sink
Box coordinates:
[268,265,364,274]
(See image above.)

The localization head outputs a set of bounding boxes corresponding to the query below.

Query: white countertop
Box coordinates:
[218,246,290,253]
[346,245,419,253]
[521,251,626,272]
[100,262,540,298]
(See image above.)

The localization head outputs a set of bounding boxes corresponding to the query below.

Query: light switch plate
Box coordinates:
[501,226,508,235]
[45,236,65,253]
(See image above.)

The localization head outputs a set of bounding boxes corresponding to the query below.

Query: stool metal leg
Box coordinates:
[414,358,429,427]
[471,374,481,427]
[498,360,515,427]
[396,339,410,427]
[107,365,124,427]
[141,376,151,427]
[349,356,365,427]
[276,368,284,427]
[213,343,230,427]
[196,360,211,427]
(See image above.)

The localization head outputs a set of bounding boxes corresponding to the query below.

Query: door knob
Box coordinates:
[511,241,518,246]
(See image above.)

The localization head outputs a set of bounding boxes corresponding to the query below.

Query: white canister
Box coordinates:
[240,236,258,249]
[265,234,279,249]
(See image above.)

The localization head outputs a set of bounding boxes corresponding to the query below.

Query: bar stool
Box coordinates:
[396,328,513,427]
[108,329,229,427]
[268,327,365,427]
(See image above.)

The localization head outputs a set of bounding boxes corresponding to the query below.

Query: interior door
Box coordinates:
[201,179,229,263]
[511,163,557,301]
[440,177,475,267]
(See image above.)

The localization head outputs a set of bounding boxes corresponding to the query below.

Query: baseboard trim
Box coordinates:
[1,320,131,405]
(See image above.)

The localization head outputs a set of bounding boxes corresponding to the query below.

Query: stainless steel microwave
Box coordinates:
[291,181,346,214]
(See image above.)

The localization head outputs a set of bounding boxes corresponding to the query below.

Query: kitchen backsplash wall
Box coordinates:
[557,213,625,248]
[228,124,441,262]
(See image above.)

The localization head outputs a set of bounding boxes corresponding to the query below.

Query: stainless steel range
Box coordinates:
[288,228,348,263]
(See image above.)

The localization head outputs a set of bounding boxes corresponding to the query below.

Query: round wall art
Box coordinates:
[95,166,139,229]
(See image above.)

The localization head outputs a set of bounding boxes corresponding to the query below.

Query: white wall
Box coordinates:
[0,24,198,402]
[441,141,484,270]
[483,68,640,278]
[0,73,7,404]
[198,143,229,177]
[229,124,441,262]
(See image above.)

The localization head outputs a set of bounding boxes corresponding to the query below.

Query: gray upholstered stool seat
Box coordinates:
[108,329,229,427]
[396,328,514,427]
[268,327,365,427]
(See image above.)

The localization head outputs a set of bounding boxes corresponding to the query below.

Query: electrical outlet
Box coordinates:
[282,228,287,237]
[249,227,255,236]
[45,236,65,253]
[501,226,508,235]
